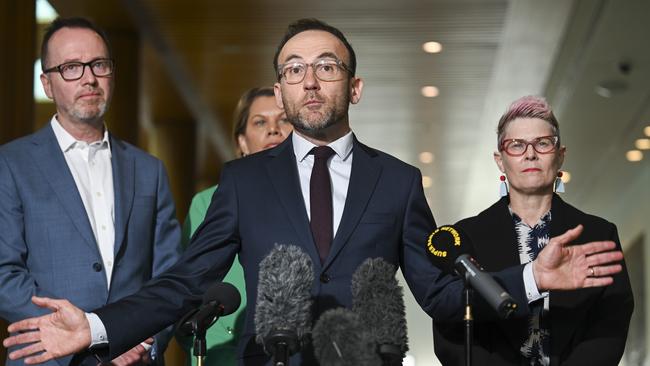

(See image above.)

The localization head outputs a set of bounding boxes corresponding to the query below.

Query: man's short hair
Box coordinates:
[41,17,111,71]
[273,18,357,80]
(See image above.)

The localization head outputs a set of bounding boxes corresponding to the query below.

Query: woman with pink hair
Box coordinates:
[433,96,633,365]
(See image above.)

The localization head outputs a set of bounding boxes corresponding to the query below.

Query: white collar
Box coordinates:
[292,130,354,162]
[50,115,111,155]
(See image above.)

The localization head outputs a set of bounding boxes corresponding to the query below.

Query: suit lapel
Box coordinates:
[474,197,520,271]
[110,136,135,257]
[324,137,381,268]
[472,198,529,351]
[29,125,98,252]
[265,137,322,269]
[547,194,584,360]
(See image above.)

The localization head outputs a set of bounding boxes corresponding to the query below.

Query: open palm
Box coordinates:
[534,225,623,291]
[3,296,91,365]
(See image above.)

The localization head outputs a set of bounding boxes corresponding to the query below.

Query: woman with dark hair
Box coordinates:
[180,87,292,365]
[433,96,633,366]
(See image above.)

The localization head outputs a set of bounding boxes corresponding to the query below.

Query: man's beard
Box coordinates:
[70,100,107,123]
[284,91,349,135]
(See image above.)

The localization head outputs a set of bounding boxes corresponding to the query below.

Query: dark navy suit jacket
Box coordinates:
[95,134,531,365]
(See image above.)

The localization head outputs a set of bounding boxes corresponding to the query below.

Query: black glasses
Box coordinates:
[500,135,559,156]
[43,58,114,81]
[278,58,351,84]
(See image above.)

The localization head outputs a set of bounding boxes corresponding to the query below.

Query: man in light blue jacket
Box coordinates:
[0,17,181,366]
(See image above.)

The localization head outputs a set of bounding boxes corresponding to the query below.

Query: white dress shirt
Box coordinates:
[292,131,354,238]
[51,117,115,287]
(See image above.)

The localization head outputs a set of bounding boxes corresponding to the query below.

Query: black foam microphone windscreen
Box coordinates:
[312,308,381,366]
[176,281,241,337]
[255,244,314,363]
[202,281,241,315]
[351,257,408,365]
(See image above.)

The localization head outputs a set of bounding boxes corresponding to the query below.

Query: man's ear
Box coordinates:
[349,77,364,105]
[40,73,54,100]
[274,83,284,109]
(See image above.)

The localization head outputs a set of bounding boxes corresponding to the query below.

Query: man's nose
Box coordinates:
[302,66,320,91]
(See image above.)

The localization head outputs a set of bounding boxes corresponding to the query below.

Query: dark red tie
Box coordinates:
[310,146,335,263]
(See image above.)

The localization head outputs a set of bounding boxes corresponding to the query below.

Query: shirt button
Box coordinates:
[92,262,103,272]
[101,225,106,230]
[320,273,330,283]
[96,192,102,197]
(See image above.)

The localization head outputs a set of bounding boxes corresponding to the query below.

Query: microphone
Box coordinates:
[351,258,408,366]
[426,225,518,319]
[312,308,381,366]
[255,244,314,366]
[176,281,241,337]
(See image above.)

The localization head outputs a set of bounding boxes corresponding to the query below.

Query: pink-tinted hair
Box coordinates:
[496,95,560,149]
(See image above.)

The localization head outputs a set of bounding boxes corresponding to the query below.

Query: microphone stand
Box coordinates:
[188,302,223,366]
[463,272,473,366]
[265,329,299,366]
[193,327,207,366]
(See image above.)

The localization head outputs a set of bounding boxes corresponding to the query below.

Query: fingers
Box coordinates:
[8,341,45,360]
[584,276,615,288]
[7,317,41,334]
[590,264,623,277]
[3,330,40,347]
[579,240,618,256]
[111,345,148,366]
[585,247,623,267]
[31,296,64,312]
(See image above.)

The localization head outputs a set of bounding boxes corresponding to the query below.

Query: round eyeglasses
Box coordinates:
[278,58,351,84]
[500,135,559,156]
[43,58,114,81]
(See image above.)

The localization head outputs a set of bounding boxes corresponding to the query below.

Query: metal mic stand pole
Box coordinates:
[463,272,473,366]
[193,326,207,366]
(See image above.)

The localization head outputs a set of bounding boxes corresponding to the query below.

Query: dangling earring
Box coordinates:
[554,171,565,193]
[499,175,508,197]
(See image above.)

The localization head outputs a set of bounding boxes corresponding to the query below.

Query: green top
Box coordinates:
[180,185,246,365]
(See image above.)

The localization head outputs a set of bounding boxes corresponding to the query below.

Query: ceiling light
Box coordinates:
[422,41,442,54]
[421,86,439,98]
[36,0,58,24]
[635,138,650,150]
[594,80,628,98]
[422,176,432,188]
[626,150,643,162]
[645,126,650,137]
[419,152,434,164]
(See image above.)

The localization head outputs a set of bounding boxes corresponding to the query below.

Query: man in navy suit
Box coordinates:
[0,18,181,365]
[4,18,625,365]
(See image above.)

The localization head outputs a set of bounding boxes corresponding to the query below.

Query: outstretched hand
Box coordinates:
[3,296,91,365]
[533,225,624,291]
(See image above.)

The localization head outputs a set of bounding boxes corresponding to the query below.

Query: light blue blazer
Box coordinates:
[0,124,182,366]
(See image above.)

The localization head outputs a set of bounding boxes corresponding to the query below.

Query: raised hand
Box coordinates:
[3,296,91,365]
[533,225,624,291]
